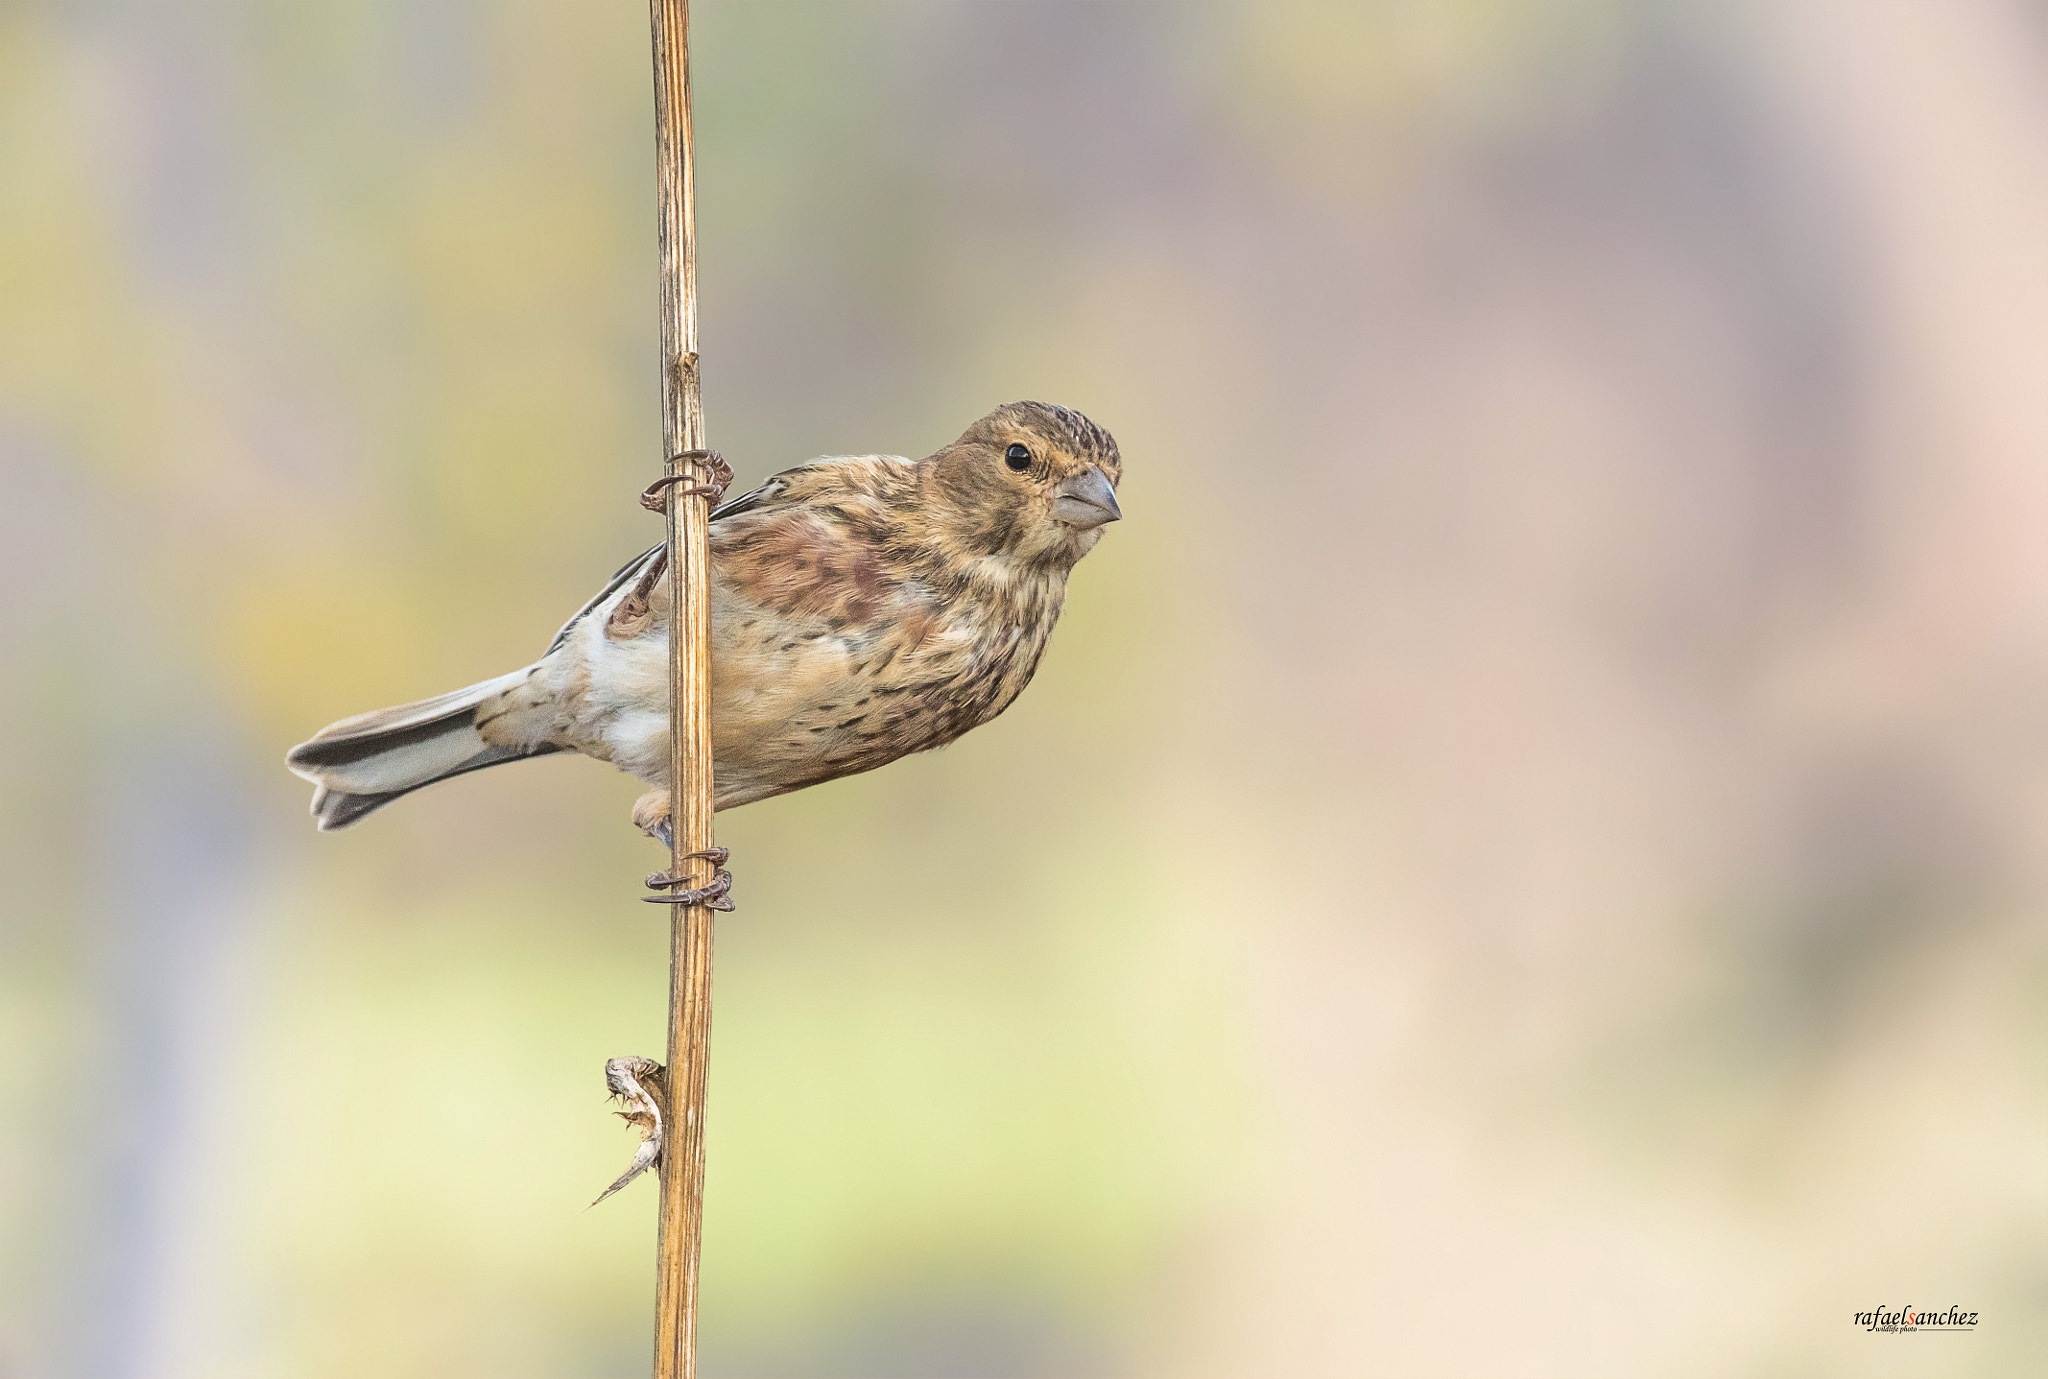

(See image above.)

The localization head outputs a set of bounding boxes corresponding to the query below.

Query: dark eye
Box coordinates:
[1004,443,1032,472]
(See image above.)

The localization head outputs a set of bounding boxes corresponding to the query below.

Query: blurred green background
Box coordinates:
[4,2,2047,1376]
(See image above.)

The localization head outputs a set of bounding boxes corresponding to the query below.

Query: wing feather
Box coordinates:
[545,543,662,656]
[540,468,811,655]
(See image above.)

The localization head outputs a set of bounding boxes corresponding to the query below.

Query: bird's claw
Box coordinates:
[640,450,733,512]
[644,847,735,910]
[645,846,727,885]
[643,871,734,909]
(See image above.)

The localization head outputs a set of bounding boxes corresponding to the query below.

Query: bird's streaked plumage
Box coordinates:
[286,401,1122,840]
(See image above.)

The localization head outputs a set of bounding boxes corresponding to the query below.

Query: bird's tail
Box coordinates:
[285,667,562,831]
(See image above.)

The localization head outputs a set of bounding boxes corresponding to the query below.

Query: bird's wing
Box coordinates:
[542,459,882,656]
[545,543,663,656]
[706,471,796,523]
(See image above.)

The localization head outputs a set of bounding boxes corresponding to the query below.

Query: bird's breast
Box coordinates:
[557,528,1070,810]
[703,576,1061,808]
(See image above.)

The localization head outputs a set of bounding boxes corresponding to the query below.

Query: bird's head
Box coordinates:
[922,401,1123,572]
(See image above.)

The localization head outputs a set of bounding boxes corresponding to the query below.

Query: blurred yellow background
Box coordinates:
[3,2,2046,1376]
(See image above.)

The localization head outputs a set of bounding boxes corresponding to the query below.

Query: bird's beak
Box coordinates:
[1052,466,1122,528]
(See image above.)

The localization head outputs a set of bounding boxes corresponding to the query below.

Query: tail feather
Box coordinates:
[287,667,558,831]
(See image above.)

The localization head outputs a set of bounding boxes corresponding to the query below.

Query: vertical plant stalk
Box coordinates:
[649,1,716,1376]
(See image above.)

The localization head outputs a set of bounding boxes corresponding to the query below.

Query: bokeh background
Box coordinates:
[4,1,2047,1375]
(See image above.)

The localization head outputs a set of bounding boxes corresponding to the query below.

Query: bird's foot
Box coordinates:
[592,1056,666,1207]
[632,789,673,848]
[644,847,735,910]
[640,449,733,512]
[645,846,726,885]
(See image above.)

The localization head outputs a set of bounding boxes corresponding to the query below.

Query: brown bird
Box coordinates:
[285,401,1122,848]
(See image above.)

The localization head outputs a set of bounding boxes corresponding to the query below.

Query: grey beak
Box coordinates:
[1052,465,1122,528]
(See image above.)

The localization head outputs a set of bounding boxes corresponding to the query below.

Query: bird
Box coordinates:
[284,401,1122,856]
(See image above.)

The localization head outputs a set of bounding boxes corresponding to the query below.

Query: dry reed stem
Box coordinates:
[648,1,718,1375]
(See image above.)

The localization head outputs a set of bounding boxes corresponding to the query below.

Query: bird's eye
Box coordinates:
[1004,443,1032,472]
